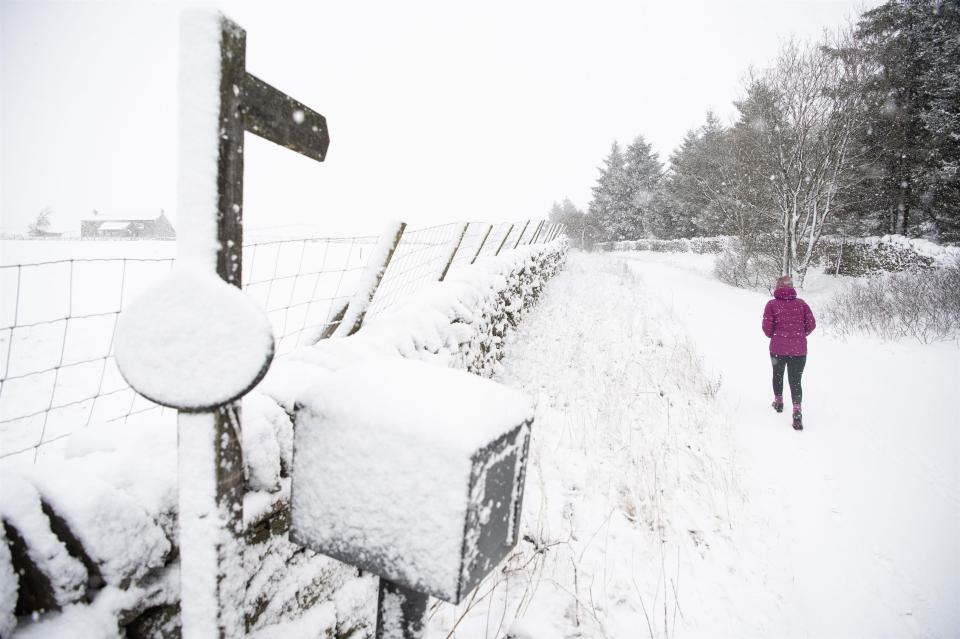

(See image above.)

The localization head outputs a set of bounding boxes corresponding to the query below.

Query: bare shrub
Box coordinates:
[823,264,960,342]
[713,237,780,289]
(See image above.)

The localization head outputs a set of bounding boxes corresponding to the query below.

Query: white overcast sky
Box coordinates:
[0,0,876,236]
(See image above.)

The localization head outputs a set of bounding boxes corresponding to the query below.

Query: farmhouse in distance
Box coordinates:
[81,210,176,239]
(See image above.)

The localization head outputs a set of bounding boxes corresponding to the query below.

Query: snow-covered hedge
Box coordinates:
[599,234,960,275]
[815,234,960,275]
[0,240,566,638]
[598,236,731,254]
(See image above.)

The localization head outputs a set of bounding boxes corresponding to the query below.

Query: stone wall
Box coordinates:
[0,240,567,638]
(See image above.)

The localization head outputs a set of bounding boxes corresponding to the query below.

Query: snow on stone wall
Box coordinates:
[0,239,566,638]
[817,234,960,274]
[599,234,960,274]
[599,236,731,255]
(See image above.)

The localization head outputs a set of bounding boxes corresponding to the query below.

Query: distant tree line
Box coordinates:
[551,0,960,283]
[28,206,53,236]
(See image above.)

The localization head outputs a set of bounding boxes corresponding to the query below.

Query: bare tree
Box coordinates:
[735,35,871,283]
[28,206,54,237]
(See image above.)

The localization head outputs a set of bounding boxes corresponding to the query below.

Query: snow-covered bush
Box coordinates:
[823,263,960,342]
[689,236,728,254]
[816,235,960,275]
[600,236,730,254]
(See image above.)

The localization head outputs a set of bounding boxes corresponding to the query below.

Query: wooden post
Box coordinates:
[537,223,551,244]
[325,221,406,338]
[375,579,429,639]
[529,222,541,244]
[470,224,494,264]
[513,220,531,249]
[546,224,559,243]
[528,220,545,245]
[177,14,247,638]
[494,224,515,256]
[438,222,469,281]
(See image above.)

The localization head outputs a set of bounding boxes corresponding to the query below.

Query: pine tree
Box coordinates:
[664,113,747,238]
[661,111,777,240]
[623,135,663,237]
[851,0,960,240]
[587,142,632,242]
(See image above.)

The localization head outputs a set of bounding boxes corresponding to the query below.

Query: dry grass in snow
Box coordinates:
[427,252,779,638]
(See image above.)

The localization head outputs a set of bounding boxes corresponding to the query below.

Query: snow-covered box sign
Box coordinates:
[289,358,533,604]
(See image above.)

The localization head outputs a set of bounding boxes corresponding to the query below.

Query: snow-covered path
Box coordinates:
[620,251,960,638]
[431,250,958,639]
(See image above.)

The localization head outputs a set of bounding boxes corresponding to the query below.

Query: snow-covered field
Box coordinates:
[0,238,371,465]
[429,250,959,638]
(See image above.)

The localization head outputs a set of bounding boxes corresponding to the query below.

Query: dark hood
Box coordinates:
[774,286,797,300]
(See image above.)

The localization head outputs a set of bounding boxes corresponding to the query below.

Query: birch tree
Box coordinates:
[734,37,869,283]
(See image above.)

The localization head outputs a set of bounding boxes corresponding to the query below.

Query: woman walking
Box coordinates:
[762,275,816,430]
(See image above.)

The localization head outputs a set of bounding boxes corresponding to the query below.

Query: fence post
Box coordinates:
[540,223,554,244]
[470,224,494,264]
[325,221,406,338]
[546,224,559,243]
[438,222,470,281]
[512,220,531,249]
[552,224,565,242]
[528,220,545,245]
[494,224,515,256]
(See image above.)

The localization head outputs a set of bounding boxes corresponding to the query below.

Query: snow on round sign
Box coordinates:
[114,267,274,412]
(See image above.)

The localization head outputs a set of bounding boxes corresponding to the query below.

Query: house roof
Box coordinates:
[99,222,133,231]
[84,213,164,222]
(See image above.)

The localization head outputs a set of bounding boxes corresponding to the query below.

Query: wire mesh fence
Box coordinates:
[447,223,493,270]
[364,223,465,320]
[0,221,562,466]
[474,222,516,260]
[0,257,176,465]
[243,235,378,354]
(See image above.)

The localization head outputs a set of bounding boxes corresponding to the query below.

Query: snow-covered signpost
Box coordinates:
[289,358,534,639]
[115,10,331,637]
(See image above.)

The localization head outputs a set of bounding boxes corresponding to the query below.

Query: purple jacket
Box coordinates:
[762,287,816,356]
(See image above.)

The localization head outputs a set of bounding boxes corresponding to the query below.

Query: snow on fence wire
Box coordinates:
[363,223,466,319]
[242,234,376,352]
[0,257,177,465]
[0,221,564,467]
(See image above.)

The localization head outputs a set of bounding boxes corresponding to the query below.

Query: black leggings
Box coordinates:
[771,355,806,404]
